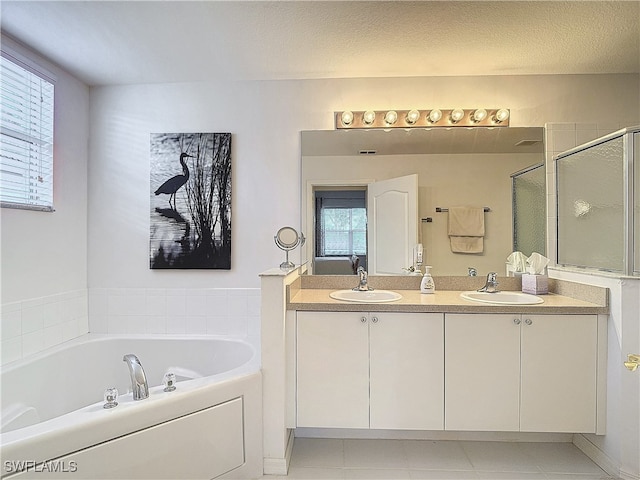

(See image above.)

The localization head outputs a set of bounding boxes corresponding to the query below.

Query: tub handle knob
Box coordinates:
[103,387,119,409]
[163,372,177,392]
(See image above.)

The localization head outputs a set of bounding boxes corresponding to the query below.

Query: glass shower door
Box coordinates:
[512,164,546,256]
[556,135,625,272]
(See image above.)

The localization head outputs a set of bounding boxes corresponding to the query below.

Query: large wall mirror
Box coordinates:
[301,127,545,276]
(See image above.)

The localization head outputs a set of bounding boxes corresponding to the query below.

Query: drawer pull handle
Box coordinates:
[524,318,533,326]
[372,317,379,323]
[513,318,521,325]
[361,317,367,323]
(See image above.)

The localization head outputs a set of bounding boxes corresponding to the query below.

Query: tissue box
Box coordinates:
[522,274,548,295]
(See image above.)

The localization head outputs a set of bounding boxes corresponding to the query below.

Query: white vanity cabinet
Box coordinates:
[296,311,369,428]
[445,313,598,433]
[519,314,597,432]
[296,311,444,430]
[445,313,521,431]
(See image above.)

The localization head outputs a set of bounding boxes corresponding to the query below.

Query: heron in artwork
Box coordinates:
[154,152,193,209]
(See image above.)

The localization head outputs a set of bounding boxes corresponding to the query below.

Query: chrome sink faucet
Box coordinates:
[353,266,373,291]
[123,354,149,400]
[478,272,499,293]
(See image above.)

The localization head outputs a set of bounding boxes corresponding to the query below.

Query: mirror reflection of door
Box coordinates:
[367,174,418,275]
[314,188,367,275]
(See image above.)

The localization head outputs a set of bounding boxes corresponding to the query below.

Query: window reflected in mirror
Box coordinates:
[314,189,366,274]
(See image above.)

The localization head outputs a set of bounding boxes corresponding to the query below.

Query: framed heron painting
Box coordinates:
[150,132,232,269]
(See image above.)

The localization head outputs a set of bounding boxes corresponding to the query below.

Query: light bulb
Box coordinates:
[384,110,398,125]
[472,109,487,122]
[428,109,443,123]
[494,108,510,123]
[363,110,376,125]
[406,109,420,125]
[450,108,465,123]
[341,111,354,126]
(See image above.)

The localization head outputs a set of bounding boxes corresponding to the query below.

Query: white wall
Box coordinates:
[0,36,90,364]
[1,36,89,303]
[88,74,640,290]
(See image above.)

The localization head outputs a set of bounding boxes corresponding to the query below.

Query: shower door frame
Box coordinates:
[555,125,638,276]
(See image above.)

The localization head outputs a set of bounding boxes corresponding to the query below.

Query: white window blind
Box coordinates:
[0,51,55,211]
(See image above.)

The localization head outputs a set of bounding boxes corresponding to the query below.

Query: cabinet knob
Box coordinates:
[361,316,367,323]
[524,318,533,326]
[371,317,379,323]
[513,318,521,325]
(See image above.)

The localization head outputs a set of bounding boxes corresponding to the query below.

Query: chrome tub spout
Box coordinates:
[123,354,149,400]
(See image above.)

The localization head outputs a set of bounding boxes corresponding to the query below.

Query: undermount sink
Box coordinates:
[460,291,544,305]
[330,289,402,303]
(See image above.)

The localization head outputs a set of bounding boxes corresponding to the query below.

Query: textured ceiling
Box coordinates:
[1,1,639,86]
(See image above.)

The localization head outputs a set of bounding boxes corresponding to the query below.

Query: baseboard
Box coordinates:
[295,427,572,442]
[262,457,288,476]
[263,429,295,475]
[573,434,624,479]
[285,428,295,470]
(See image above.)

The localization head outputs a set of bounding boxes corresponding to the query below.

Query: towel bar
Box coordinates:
[436,207,491,213]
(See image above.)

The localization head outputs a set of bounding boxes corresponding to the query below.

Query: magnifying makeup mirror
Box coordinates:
[274,226,305,269]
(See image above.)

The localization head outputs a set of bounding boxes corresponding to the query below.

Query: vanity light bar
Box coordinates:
[335,109,510,129]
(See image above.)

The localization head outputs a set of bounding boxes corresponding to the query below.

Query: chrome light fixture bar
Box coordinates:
[336,108,510,129]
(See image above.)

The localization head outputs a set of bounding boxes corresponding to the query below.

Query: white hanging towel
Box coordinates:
[448,206,485,253]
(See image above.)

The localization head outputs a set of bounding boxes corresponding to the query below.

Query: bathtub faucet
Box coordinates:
[123,354,149,400]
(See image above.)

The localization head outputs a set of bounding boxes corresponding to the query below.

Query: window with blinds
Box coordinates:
[315,190,367,257]
[0,51,55,211]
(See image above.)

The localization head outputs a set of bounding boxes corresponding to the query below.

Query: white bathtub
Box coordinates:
[0,334,262,479]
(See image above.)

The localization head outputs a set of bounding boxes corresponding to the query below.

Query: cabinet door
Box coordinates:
[296,311,369,428]
[445,313,521,431]
[520,314,597,433]
[369,313,444,430]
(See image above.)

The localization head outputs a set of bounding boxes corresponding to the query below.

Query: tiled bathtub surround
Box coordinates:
[88,287,260,337]
[1,290,89,366]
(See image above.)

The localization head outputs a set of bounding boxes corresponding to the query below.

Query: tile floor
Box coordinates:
[267,438,618,479]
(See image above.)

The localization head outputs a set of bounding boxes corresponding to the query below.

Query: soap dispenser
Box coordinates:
[420,265,435,294]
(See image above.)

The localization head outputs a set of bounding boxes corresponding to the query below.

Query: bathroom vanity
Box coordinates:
[260,269,609,475]
[287,278,607,435]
